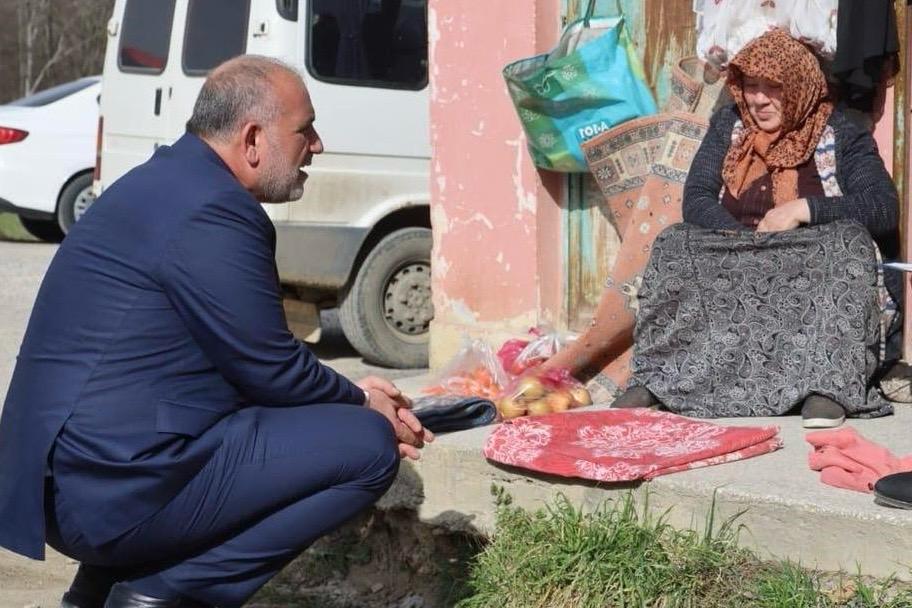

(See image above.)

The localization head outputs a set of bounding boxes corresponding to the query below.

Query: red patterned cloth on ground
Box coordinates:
[483,408,782,482]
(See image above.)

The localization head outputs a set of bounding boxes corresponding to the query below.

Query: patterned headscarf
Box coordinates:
[722,29,833,204]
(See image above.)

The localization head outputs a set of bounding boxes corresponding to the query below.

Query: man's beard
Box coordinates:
[260,145,304,203]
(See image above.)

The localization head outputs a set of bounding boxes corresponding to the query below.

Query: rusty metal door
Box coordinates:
[897,0,912,362]
[562,0,697,331]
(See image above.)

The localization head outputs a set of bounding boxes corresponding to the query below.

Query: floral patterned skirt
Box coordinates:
[629,220,893,419]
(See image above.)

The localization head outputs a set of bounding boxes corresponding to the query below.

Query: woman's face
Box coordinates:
[743,76,783,133]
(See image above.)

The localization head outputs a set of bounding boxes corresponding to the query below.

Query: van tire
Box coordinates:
[57,173,95,234]
[339,227,433,368]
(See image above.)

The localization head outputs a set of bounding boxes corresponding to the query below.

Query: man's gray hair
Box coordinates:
[186,55,305,141]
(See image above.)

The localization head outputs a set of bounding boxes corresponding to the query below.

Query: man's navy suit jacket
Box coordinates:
[0,134,365,559]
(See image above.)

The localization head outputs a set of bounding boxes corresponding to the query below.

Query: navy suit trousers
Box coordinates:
[46,404,399,607]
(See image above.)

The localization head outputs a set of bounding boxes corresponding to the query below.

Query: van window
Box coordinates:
[276,0,297,21]
[307,0,428,90]
[183,0,251,75]
[119,0,177,73]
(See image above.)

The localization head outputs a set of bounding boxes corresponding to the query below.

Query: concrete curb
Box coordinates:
[390,374,912,579]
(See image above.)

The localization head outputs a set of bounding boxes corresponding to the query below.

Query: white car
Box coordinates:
[0,76,100,241]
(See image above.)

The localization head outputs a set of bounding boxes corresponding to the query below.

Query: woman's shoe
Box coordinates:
[612,386,659,409]
[874,472,912,509]
[801,395,846,428]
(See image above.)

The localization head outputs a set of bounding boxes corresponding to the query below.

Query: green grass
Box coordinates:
[753,562,823,608]
[456,487,912,608]
[0,213,36,241]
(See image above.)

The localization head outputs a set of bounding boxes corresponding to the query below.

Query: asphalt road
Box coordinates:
[0,240,427,608]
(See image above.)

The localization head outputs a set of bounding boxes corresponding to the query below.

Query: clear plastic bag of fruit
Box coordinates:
[497,326,575,378]
[496,367,592,420]
[422,337,509,400]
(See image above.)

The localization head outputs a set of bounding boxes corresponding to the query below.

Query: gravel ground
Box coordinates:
[0,240,427,608]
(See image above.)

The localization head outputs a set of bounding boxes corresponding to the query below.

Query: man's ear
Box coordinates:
[241,122,261,167]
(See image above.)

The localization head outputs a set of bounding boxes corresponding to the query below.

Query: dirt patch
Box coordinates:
[249,509,480,608]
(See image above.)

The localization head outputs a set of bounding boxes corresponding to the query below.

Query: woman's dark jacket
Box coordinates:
[682,105,899,259]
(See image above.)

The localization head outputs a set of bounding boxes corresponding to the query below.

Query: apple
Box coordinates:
[526,399,553,416]
[545,391,573,412]
[569,387,592,406]
[513,376,545,400]
[497,396,527,420]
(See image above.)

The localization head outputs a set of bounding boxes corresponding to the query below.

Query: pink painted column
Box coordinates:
[873,87,895,177]
[428,0,564,366]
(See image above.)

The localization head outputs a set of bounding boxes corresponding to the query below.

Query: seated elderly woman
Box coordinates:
[613,29,899,428]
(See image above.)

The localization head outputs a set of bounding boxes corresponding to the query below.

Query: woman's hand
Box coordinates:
[756,198,810,232]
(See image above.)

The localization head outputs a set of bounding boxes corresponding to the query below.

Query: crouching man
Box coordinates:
[0,55,432,608]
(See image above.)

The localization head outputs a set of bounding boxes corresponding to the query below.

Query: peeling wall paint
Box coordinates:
[506,136,538,217]
[429,309,543,369]
[429,0,562,345]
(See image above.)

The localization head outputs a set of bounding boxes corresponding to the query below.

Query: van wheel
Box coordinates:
[339,227,433,368]
[19,217,64,242]
[57,173,95,234]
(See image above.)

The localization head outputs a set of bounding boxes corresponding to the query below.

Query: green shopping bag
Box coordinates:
[503,1,657,172]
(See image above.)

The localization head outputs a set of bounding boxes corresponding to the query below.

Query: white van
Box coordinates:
[96,0,432,368]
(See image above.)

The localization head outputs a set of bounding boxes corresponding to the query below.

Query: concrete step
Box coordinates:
[390,374,912,579]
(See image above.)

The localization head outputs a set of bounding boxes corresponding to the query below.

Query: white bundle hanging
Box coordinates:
[693,0,838,70]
